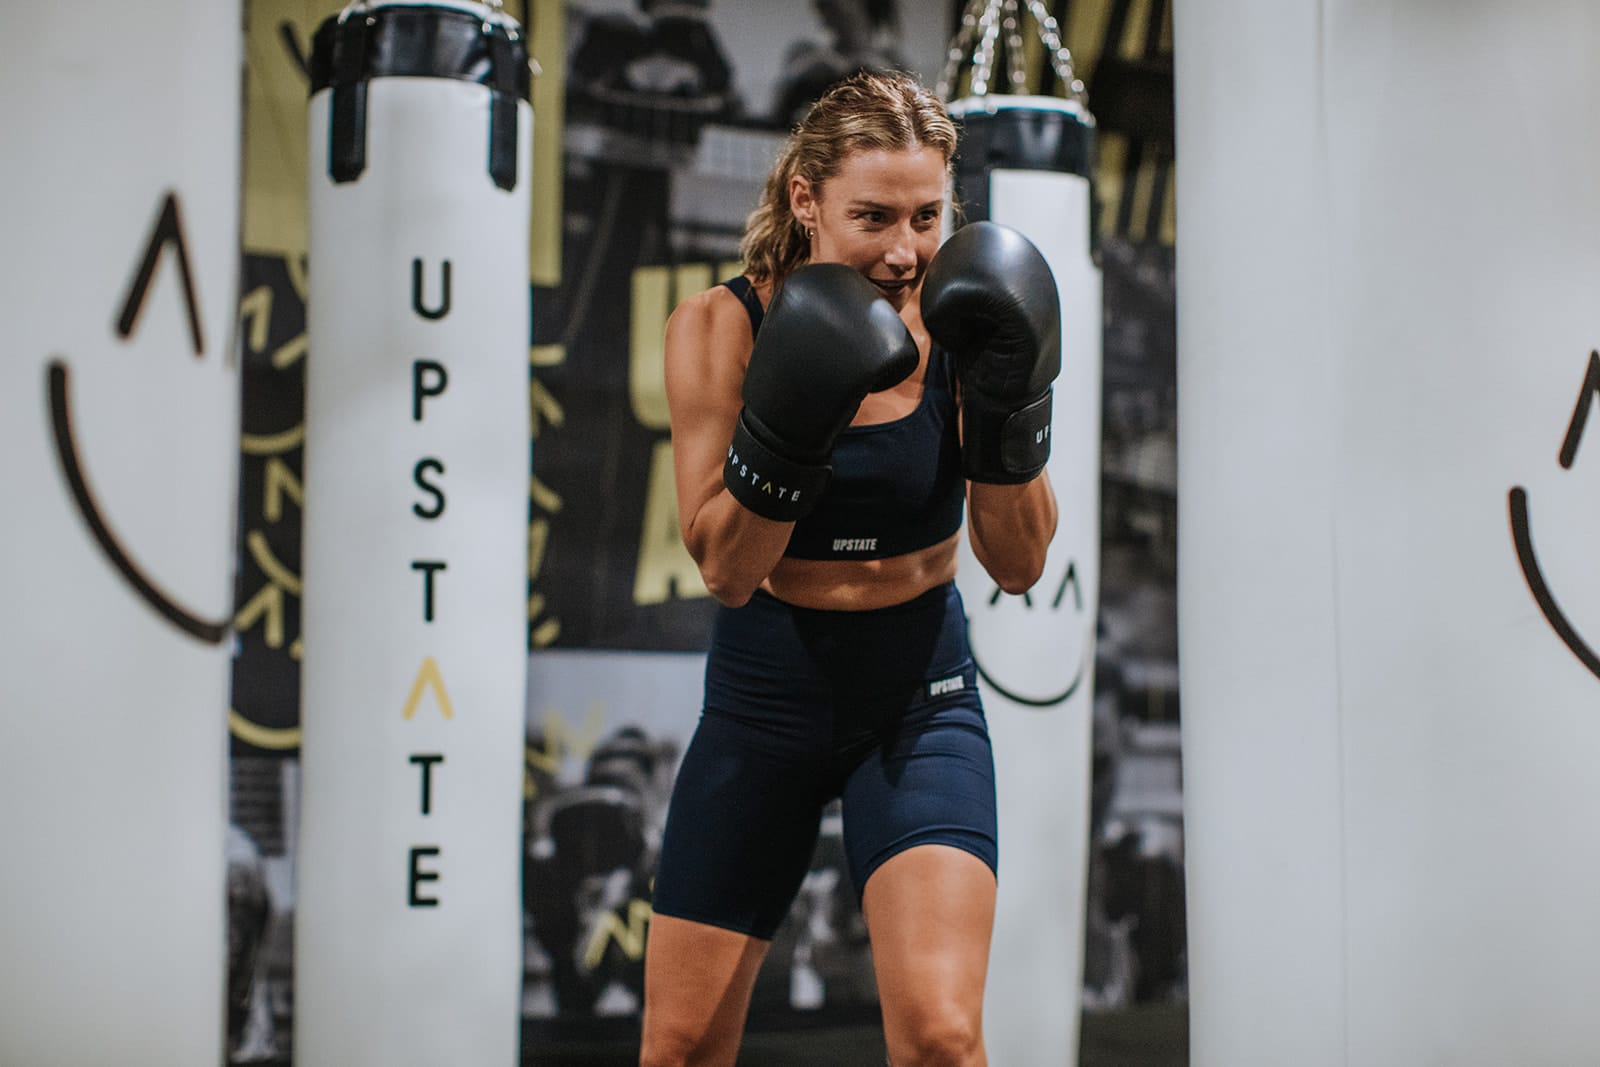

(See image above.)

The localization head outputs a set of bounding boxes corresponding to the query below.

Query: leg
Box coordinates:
[640,914,768,1067]
[863,845,996,1067]
[840,686,998,1067]
[644,711,826,1065]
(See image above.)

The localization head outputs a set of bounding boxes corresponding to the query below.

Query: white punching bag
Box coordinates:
[1176,3,1600,1065]
[0,5,241,1066]
[948,94,1101,1067]
[298,3,532,1064]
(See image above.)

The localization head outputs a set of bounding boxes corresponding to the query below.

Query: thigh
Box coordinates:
[862,845,996,1067]
[839,698,998,900]
[841,700,998,1062]
[652,712,825,941]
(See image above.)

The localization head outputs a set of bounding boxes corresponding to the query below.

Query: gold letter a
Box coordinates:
[402,656,455,720]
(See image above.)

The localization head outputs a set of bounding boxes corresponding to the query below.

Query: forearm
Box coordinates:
[684,489,795,607]
[967,475,1057,594]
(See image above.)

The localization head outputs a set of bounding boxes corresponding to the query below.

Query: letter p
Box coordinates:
[413,360,448,422]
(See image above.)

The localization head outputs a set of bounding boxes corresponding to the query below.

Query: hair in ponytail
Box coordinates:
[739,70,957,285]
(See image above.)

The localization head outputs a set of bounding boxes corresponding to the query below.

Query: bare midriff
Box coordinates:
[760,531,960,611]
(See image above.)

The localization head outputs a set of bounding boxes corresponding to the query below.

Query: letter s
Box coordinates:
[414,458,446,519]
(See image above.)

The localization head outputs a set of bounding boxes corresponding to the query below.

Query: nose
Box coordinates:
[883,222,917,273]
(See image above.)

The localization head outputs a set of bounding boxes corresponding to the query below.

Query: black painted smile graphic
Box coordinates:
[971,623,1090,707]
[1509,350,1600,683]
[40,190,226,645]
[48,361,228,644]
[967,564,1092,708]
[1510,487,1600,681]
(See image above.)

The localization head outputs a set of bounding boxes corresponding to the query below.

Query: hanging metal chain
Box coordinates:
[938,0,1087,104]
[968,1,1005,97]
[1021,0,1085,100]
[1002,0,1028,95]
[936,0,992,101]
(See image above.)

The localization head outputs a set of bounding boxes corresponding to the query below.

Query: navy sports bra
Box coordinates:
[723,276,965,561]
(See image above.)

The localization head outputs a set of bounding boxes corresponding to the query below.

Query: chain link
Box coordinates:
[937,0,1087,104]
[1002,0,1028,95]
[1022,0,1086,99]
[968,1,1004,97]
[936,0,990,101]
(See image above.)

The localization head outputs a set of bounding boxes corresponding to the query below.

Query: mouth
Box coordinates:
[869,277,914,297]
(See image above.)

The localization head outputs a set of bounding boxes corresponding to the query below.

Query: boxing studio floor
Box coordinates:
[10,1,1599,1065]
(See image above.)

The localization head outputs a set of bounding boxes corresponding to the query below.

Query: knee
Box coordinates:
[639,1023,723,1067]
[638,1032,688,1067]
[891,1010,984,1067]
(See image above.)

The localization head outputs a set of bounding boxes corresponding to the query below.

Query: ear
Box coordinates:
[789,174,818,231]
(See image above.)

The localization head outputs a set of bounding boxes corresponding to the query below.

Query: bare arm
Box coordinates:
[664,287,793,607]
[966,473,1058,595]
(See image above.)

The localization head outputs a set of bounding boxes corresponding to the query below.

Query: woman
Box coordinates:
[642,70,1060,1067]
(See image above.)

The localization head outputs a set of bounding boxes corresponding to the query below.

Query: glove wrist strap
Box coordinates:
[962,388,1052,484]
[724,410,831,521]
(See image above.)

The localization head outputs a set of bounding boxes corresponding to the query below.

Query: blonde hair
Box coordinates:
[740,70,958,285]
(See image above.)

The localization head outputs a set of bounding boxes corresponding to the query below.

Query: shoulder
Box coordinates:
[664,282,765,416]
[666,280,761,364]
[667,281,747,328]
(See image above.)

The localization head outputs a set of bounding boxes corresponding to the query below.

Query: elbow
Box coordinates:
[703,573,755,608]
[973,524,1052,595]
[997,573,1042,597]
[682,507,784,608]
[693,552,760,608]
[991,552,1048,596]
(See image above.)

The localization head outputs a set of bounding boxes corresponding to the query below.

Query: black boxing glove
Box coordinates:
[921,221,1061,484]
[725,264,919,521]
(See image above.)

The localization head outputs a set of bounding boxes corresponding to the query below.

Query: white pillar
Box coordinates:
[0,4,241,1065]
[297,3,533,1063]
[1175,4,1600,1065]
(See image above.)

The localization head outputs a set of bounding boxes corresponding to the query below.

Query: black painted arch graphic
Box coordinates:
[1509,486,1600,682]
[48,359,229,644]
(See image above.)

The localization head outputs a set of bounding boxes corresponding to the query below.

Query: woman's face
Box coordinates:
[790,145,947,311]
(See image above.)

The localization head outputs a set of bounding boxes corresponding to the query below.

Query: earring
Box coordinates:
[807,228,814,240]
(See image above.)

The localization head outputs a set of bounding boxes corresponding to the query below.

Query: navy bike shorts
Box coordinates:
[651,581,997,940]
